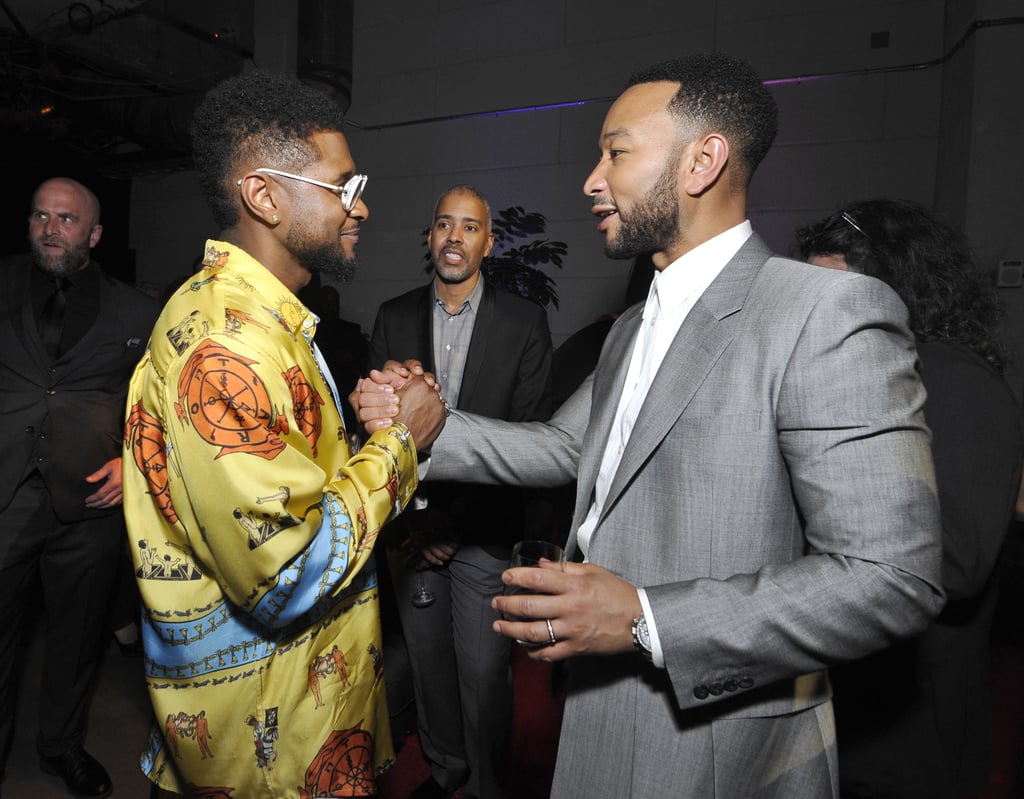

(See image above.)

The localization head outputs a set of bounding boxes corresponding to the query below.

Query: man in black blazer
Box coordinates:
[0,177,158,798]
[369,185,552,799]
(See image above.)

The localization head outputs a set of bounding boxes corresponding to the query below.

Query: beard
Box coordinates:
[285,222,357,284]
[31,237,90,277]
[605,159,680,260]
[432,252,478,285]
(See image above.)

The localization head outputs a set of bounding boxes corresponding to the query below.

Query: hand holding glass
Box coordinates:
[503,540,567,646]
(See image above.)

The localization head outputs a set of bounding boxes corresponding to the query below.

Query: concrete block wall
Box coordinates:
[341,0,953,346]
[128,0,1024,397]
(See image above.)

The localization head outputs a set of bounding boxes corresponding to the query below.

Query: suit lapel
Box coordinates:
[9,261,45,361]
[567,306,641,548]
[583,234,773,535]
[603,300,732,512]
[414,287,436,371]
[457,283,494,409]
[58,268,118,375]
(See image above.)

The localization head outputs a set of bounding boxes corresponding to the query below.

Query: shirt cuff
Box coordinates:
[637,588,665,668]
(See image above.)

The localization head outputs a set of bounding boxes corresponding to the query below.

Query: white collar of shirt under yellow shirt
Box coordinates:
[577,220,753,668]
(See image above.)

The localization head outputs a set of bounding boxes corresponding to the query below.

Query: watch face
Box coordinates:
[638,618,651,648]
[633,616,651,652]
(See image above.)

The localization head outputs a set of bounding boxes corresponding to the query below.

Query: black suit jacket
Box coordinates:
[0,254,159,521]
[369,279,553,549]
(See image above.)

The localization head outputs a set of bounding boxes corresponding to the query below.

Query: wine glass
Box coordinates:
[410,568,435,608]
[503,540,566,646]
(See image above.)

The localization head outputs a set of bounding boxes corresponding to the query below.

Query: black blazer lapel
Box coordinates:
[414,289,435,372]
[8,261,46,362]
[457,283,495,409]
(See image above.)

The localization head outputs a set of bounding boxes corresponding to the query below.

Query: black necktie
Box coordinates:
[38,277,68,359]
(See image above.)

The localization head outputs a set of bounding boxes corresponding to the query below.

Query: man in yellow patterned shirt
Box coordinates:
[122,69,445,799]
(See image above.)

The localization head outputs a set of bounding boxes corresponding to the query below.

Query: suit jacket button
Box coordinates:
[693,685,709,700]
[46,388,56,395]
[25,426,35,434]
[739,676,754,689]
[709,682,724,696]
[724,679,738,692]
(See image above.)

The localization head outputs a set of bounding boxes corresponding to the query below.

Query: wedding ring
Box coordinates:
[546,618,556,645]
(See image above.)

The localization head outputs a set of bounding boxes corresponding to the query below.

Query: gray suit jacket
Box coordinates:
[429,235,944,797]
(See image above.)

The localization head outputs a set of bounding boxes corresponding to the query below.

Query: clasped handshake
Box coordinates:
[350,359,643,662]
[350,359,446,448]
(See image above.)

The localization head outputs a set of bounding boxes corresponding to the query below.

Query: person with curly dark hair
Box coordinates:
[797,199,1024,799]
[796,199,1008,371]
[122,69,446,799]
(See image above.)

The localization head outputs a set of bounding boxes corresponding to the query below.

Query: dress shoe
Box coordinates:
[409,776,455,799]
[39,746,112,798]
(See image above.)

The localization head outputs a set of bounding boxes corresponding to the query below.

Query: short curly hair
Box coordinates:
[627,53,778,187]
[795,198,1008,372]
[190,69,348,229]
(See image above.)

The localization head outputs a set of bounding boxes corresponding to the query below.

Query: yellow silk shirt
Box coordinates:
[122,241,417,798]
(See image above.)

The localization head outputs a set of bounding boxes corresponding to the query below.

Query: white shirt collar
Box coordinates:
[652,220,753,314]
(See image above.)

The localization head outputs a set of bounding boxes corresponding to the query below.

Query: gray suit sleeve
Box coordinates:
[648,274,944,707]
[429,372,592,487]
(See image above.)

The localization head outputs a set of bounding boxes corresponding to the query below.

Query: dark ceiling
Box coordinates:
[0,0,352,271]
[0,0,256,178]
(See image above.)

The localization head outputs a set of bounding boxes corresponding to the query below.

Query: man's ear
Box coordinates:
[682,133,730,196]
[89,223,103,249]
[237,173,282,226]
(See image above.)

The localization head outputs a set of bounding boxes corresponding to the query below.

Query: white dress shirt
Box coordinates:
[576,221,753,666]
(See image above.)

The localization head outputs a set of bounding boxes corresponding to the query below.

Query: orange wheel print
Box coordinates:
[302,725,376,797]
[125,401,178,524]
[175,341,289,460]
[283,365,324,457]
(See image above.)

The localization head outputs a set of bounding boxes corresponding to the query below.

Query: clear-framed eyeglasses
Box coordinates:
[242,168,368,213]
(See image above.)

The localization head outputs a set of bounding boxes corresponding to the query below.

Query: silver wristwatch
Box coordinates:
[631,614,653,662]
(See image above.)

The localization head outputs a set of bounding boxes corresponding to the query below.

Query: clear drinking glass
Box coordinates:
[503,540,566,646]
[410,567,436,608]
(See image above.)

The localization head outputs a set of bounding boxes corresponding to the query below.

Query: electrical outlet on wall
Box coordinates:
[997,259,1023,288]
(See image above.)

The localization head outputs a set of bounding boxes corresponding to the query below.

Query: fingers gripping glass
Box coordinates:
[246,168,368,212]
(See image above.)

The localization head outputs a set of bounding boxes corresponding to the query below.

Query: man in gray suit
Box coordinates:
[358,53,943,798]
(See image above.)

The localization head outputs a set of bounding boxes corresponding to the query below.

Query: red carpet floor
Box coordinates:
[379,646,565,799]
[378,526,1024,799]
